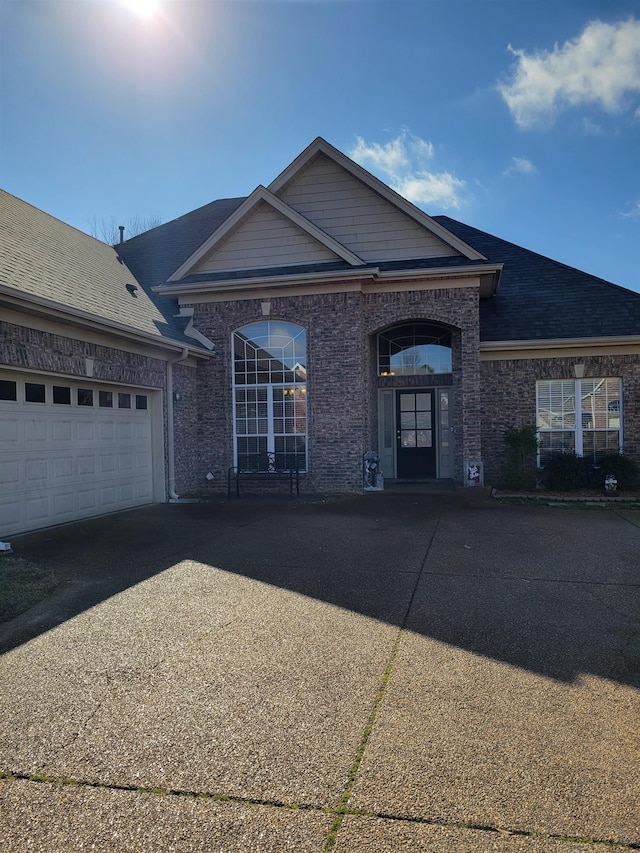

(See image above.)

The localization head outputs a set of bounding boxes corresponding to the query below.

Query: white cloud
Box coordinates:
[620,200,640,219]
[394,172,466,209]
[499,18,640,128]
[503,156,535,176]
[350,131,466,210]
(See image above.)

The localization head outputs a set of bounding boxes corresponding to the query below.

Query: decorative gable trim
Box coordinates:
[268,138,487,262]
[168,186,364,281]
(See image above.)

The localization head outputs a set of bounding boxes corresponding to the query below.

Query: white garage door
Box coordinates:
[0,371,161,537]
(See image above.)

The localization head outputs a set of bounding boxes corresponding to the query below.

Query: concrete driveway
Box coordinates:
[0,491,638,852]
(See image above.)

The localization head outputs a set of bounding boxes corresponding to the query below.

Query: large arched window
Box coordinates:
[378,322,452,376]
[233,321,307,471]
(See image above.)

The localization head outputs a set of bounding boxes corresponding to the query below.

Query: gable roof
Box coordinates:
[269,138,487,261]
[435,216,640,342]
[0,190,195,348]
[168,186,365,280]
[116,196,245,288]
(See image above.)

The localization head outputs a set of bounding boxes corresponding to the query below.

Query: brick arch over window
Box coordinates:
[232,321,307,472]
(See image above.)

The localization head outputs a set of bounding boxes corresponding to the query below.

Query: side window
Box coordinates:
[537,378,622,464]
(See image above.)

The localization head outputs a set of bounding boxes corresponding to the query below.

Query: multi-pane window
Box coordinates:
[378,323,452,376]
[537,378,622,464]
[233,322,307,471]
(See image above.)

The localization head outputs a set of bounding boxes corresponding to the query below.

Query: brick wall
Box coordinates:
[187,282,482,494]
[1,321,167,388]
[480,353,640,485]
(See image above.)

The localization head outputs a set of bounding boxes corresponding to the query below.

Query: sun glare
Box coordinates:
[120,0,160,19]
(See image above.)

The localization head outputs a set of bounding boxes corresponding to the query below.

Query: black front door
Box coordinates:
[396,390,436,479]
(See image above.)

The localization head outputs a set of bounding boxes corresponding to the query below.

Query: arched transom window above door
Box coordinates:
[378,323,452,376]
[232,321,307,472]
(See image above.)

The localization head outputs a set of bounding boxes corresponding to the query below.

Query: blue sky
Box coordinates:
[1,0,639,291]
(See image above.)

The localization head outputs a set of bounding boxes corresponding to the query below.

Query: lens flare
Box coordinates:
[120,0,160,19]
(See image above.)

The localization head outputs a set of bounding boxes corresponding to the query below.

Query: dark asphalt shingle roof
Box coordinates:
[116,197,246,289]
[434,215,640,342]
[116,195,640,345]
[0,190,192,346]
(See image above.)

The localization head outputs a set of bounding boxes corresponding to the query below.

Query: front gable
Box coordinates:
[167,138,486,286]
[169,185,363,281]
[273,151,460,263]
[192,198,350,274]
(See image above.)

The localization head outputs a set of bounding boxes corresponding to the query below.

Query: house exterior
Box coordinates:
[2,137,639,535]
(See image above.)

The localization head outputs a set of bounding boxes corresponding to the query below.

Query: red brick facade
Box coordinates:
[175,282,484,494]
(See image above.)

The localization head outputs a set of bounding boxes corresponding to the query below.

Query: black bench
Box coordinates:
[228,452,300,499]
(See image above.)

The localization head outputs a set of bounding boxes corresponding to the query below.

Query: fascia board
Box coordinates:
[157,268,379,296]
[268,137,488,262]
[155,263,498,299]
[379,263,502,282]
[168,186,364,282]
[0,286,213,358]
[480,336,640,359]
[481,335,640,350]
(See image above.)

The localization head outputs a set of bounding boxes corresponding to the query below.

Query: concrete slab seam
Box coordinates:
[2,771,638,849]
[323,513,446,852]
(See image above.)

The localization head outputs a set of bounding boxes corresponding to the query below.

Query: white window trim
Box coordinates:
[536,377,623,465]
[231,324,308,472]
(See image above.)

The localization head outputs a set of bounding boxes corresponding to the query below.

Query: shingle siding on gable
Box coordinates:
[279,155,459,262]
[195,202,339,273]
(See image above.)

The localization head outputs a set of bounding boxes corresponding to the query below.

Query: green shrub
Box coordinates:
[590,453,640,490]
[543,452,584,491]
[502,425,539,489]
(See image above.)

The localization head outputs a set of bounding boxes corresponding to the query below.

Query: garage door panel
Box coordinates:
[135,421,152,440]
[25,458,48,483]
[0,459,20,485]
[100,486,117,506]
[98,422,115,441]
[136,451,151,471]
[52,420,74,442]
[77,421,96,441]
[53,457,74,479]
[0,496,20,526]
[53,493,75,516]
[134,480,153,500]
[26,496,49,523]
[77,455,96,475]
[118,483,134,502]
[99,454,116,473]
[0,373,159,537]
[0,419,19,443]
[24,420,47,444]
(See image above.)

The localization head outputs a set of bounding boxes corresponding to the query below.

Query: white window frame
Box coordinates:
[536,377,623,465]
[232,323,307,472]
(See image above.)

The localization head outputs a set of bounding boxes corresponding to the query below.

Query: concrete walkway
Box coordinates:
[0,491,638,852]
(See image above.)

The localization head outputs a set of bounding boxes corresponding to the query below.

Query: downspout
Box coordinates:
[166,347,189,501]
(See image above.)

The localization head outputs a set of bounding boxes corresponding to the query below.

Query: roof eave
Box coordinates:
[481,335,640,352]
[154,263,502,298]
[0,286,214,358]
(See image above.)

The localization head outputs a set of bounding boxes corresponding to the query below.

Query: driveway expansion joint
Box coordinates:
[1,771,637,850]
